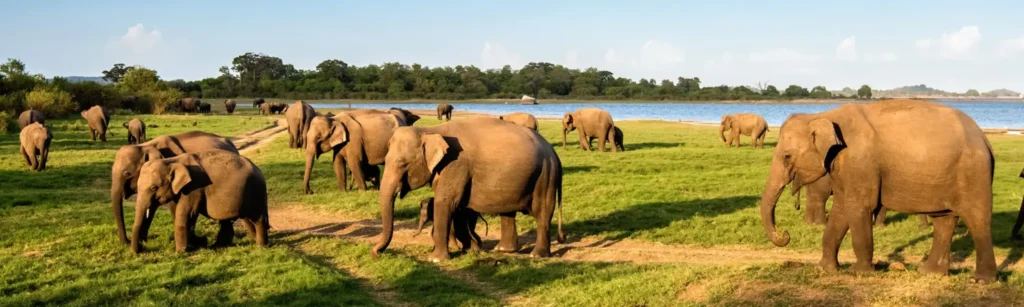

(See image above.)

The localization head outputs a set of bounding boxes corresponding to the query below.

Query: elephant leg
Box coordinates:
[919,215,956,275]
[730,129,739,147]
[452,211,480,252]
[596,131,608,153]
[495,213,520,253]
[173,203,192,253]
[805,193,828,225]
[918,215,930,229]
[249,214,269,247]
[530,185,557,258]
[820,197,850,271]
[577,131,591,151]
[21,146,36,170]
[100,129,107,142]
[873,206,887,227]
[213,220,235,248]
[847,202,877,272]
[347,159,368,191]
[333,154,348,192]
[429,176,468,262]
[20,146,31,168]
[1013,195,1024,240]
[958,201,997,283]
[241,219,257,238]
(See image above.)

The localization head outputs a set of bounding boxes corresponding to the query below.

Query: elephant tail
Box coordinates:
[556,165,565,244]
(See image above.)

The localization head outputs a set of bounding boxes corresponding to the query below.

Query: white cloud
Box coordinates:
[836,36,857,61]
[704,51,734,71]
[864,52,898,63]
[637,40,685,67]
[565,49,579,67]
[604,48,620,63]
[109,24,163,56]
[915,26,981,59]
[998,37,1024,57]
[480,42,521,69]
[748,48,822,64]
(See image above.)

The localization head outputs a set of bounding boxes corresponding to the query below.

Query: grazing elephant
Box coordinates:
[796,175,930,228]
[123,118,146,144]
[261,102,287,115]
[1013,168,1024,240]
[759,99,996,283]
[253,97,265,109]
[416,197,488,251]
[177,98,201,113]
[19,123,52,171]
[285,101,316,148]
[81,105,111,142]
[225,99,236,114]
[719,113,768,149]
[436,103,454,121]
[17,109,44,129]
[303,111,402,194]
[499,112,538,131]
[373,117,565,261]
[121,96,138,111]
[199,102,212,113]
[130,149,269,253]
[110,131,237,245]
[562,108,618,152]
[587,126,625,152]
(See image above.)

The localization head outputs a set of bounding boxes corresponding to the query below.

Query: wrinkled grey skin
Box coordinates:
[225,99,236,114]
[123,118,147,144]
[81,105,111,142]
[20,123,52,171]
[18,109,44,129]
[130,150,268,254]
[436,103,454,121]
[110,131,237,245]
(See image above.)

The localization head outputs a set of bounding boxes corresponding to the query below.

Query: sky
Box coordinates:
[2,0,1024,92]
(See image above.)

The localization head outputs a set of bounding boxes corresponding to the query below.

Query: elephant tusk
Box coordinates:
[145,208,151,219]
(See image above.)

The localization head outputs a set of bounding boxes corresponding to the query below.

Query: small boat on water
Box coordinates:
[521,95,538,105]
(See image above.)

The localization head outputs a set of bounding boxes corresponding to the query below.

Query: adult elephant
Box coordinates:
[177,98,201,113]
[81,105,111,142]
[797,175,930,228]
[199,102,212,113]
[253,97,265,109]
[110,131,237,245]
[285,101,316,148]
[562,108,617,152]
[18,109,44,129]
[373,118,564,261]
[123,118,146,144]
[261,102,287,115]
[499,112,538,131]
[719,113,768,149]
[388,108,420,126]
[436,103,454,121]
[302,111,403,194]
[225,99,237,114]
[759,99,996,283]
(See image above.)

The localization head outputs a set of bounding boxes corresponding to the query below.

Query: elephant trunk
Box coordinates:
[110,177,129,244]
[718,124,727,143]
[562,128,568,149]
[302,141,318,194]
[372,169,402,257]
[760,158,791,247]
[415,198,433,237]
[130,197,154,253]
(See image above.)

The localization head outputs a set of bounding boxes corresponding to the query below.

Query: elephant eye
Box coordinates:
[783,153,793,163]
[150,185,159,191]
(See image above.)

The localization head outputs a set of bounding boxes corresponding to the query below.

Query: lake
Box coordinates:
[311,101,1024,128]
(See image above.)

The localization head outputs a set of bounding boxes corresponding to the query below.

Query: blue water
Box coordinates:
[312,101,1024,128]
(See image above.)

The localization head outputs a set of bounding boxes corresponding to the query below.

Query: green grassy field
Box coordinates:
[2,110,1024,306]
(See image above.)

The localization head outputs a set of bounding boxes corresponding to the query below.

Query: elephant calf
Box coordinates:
[20,123,52,171]
[18,109,44,129]
[131,149,269,253]
[261,102,287,115]
[81,105,111,142]
[587,126,624,152]
[416,197,487,251]
[563,108,618,152]
[225,99,236,114]
[199,102,212,113]
[719,113,768,148]
[123,118,146,144]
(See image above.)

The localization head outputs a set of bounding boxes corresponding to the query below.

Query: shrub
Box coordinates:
[137,88,182,115]
[0,92,26,113]
[68,81,121,111]
[25,88,75,118]
[0,111,12,134]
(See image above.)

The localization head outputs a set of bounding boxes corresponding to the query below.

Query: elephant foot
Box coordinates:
[917,263,949,276]
[852,261,874,273]
[494,241,520,253]
[1013,233,1024,241]
[428,250,451,263]
[971,272,997,284]
[304,188,314,195]
[530,246,551,258]
[818,258,840,272]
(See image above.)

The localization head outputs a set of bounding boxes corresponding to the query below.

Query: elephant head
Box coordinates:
[111,145,164,244]
[718,115,732,143]
[760,115,843,247]
[374,128,449,256]
[389,108,420,126]
[302,116,349,194]
[130,154,208,253]
[561,113,576,149]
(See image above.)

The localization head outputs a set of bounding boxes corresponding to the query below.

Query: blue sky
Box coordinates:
[2,0,1023,92]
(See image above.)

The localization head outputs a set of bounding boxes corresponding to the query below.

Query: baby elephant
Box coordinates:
[123,118,146,144]
[20,123,52,171]
[199,102,212,113]
[130,149,269,253]
[416,197,487,252]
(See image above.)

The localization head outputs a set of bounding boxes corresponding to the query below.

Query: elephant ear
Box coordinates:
[169,162,193,195]
[328,121,349,147]
[809,118,843,169]
[422,134,449,173]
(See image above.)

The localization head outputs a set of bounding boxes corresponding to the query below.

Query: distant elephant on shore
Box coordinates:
[177,98,200,113]
[20,122,52,171]
[130,150,269,253]
[123,118,146,144]
[285,100,315,148]
[562,108,618,152]
[261,102,287,115]
[719,113,768,148]
[253,98,265,109]
[18,109,44,129]
[110,131,237,245]
[587,126,624,151]
[199,102,212,113]
[225,100,236,114]
[437,103,454,121]
[81,105,111,142]
[499,112,538,130]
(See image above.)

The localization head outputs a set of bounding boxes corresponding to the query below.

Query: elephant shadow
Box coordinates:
[627,142,683,150]
[563,165,598,174]
[884,210,1024,279]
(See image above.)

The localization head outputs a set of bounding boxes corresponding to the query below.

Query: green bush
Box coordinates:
[0,111,12,134]
[0,92,26,113]
[137,88,182,115]
[67,81,121,111]
[25,87,75,118]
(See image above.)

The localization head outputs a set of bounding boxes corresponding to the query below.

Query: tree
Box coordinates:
[316,59,350,82]
[857,85,873,99]
[0,58,26,76]
[117,66,162,93]
[783,85,809,98]
[102,63,133,83]
[810,86,831,99]
[965,89,980,97]
[763,85,780,97]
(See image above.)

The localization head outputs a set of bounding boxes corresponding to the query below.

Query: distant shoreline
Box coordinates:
[217,97,1024,105]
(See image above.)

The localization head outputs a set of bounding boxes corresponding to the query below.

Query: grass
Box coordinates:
[2,109,1024,306]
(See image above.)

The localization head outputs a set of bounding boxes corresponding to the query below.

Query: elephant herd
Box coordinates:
[16,98,1024,284]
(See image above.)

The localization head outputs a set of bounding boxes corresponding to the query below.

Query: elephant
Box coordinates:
[436,103,454,121]
[81,105,111,142]
[719,113,768,149]
[302,111,403,194]
[499,112,538,130]
[19,122,52,171]
[416,197,489,251]
[1013,168,1024,241]
[17,109,44,129]
[587,126,625,152]
[110,131,237,245]
[253,97,265,109]
[123,118,146,144]
[177,98,201,113]
[225,99,236,114]
[562,108,618,152]
[372,117,565,262]
[285,101,316,148]
[121,96,138,111]
[759,99,996,283]
[199,102,212,113]
[260,102,287,115]
[130,149,269,253]
[388,108,421,126]
[795,175,930,227]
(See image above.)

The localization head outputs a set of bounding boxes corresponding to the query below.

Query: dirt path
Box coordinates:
[233,118,288,154]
